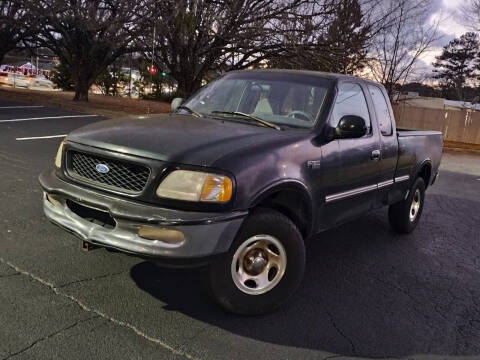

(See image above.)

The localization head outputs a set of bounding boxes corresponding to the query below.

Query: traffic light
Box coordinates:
[161,71,166,77]
[148,66,157,74]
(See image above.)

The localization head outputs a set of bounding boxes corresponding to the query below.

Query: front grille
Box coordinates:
[67,151,150,194]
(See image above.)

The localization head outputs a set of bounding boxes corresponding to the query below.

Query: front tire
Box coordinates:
[388,177,425,234]
[208,208,305,315]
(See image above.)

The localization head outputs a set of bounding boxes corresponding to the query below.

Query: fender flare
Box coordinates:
[414,158,432,186]
[249,179,315,237]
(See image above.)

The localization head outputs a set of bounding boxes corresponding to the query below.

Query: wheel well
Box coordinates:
[254,189,311,239]
[418,163,432,188]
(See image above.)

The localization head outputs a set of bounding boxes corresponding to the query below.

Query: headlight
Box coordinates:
[156,170,232,203]
[54,140,65,168]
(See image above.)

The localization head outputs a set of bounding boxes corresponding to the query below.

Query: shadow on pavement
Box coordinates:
[130,193,480,358]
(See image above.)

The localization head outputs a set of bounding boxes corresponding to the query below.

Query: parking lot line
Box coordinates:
[0,114,100,123]
[16,134,67,141]
[0,106,45,109]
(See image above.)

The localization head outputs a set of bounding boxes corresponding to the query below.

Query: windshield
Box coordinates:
[179,72,331,129]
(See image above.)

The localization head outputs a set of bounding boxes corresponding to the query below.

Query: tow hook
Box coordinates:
[82,240,101,251]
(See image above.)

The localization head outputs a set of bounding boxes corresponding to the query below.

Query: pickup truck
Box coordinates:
[39,70,443,315]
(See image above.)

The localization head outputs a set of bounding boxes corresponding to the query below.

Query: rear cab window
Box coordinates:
[368,85,393,136]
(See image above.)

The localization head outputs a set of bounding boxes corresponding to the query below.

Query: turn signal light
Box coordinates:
[138,226,185,244]
[200,174,232,202]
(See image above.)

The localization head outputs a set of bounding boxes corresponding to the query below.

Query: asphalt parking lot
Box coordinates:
[1,97,480,360]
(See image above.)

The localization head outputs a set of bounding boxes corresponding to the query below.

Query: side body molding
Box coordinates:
[325,175,410,204]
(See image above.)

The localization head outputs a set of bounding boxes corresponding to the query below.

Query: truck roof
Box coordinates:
[231,68,379,85]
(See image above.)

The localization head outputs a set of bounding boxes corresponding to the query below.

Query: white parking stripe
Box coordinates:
[0,106,45,109]
[16,134,67,141]
[0,114,100,123]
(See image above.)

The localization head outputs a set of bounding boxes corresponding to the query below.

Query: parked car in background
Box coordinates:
[8,73,31,88]
[39,70,443,315]
[0,71,9,85]
[0,65,15,72]
[6,73,55,90]
[28,75,55,90]
[120,87,139,98]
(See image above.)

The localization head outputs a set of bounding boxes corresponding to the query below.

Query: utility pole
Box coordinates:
[128,53,132,98]
[151,26,155,94]
[152,27,155,70]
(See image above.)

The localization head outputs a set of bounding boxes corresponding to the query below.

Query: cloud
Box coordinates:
[430,13,468,38]
[414,0,471,76]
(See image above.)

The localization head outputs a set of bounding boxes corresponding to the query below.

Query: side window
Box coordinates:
[368,85,393,136]
[332,83,371,134]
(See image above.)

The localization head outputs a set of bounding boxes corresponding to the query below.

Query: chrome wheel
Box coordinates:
[231,235,287,295]
[409,189,421,222]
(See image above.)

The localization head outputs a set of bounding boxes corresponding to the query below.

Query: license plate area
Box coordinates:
[66,199,116,229]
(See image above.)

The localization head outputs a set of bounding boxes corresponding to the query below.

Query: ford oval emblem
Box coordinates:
[95,164,110,174]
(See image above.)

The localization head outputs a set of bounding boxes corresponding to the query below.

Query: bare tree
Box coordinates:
[143,0,340,98]
[271,0,374,74]
[461,0,480,31]
[0,0,37,65]
[368,0,440,99]
[33,0,151,101]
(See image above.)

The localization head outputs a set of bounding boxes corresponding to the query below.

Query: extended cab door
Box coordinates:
[366,84,398,208]
[319,81,381,228]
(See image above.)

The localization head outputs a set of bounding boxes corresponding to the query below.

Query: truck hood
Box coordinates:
[67,114,287,166]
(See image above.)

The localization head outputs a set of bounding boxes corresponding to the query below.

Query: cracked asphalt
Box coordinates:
[1,97,480,359]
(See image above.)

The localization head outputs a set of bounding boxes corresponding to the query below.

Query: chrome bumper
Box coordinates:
[39,169,246,258]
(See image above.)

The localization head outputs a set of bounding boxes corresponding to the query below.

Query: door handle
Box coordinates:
[371,150,381,161]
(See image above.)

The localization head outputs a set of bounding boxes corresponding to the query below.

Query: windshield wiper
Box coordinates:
[176,105,203,117]
[211,111,281,130]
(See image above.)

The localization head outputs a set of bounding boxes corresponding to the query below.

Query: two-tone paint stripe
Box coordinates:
[325,175,410,203]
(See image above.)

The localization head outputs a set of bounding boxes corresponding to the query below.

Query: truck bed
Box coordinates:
[395,128,443,186]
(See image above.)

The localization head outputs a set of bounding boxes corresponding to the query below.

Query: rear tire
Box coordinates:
[388,177,425,234]
[208,208,305,315]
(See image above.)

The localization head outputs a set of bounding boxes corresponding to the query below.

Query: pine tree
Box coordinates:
[268,0,371,75]
[322,0,371,74]
[433,32,479,101]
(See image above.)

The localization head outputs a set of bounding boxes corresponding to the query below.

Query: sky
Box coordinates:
[417,0,471,75]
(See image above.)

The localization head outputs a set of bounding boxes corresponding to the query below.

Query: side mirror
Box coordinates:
[335,115,367,139]
[171,97,184,112]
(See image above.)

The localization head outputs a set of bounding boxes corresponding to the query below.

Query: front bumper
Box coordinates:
[39,169,247,259]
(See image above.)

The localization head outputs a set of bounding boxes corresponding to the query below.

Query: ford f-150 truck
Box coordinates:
[39,70,442,314]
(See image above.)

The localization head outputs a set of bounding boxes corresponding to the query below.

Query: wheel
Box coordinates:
[208,208,305,315]
[388,177,425,234]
